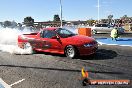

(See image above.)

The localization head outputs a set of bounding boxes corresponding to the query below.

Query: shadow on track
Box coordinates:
[31,49,118,60]
[35,51,66,57]
[0,65,123,75]
[76,49,118,60]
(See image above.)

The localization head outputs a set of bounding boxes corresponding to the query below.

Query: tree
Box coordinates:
[11,21,17,28]
[53,14,60,22]
[121,15,129,23]
[123,15,128,19]
[18,23,22,27]
[101,19,108,23]
[87,19,95,26]
[3,21,12,27]
[108,15,113,24]
[24,16,34,26]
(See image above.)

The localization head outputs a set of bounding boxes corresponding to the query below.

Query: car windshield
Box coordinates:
[56,28,76,38]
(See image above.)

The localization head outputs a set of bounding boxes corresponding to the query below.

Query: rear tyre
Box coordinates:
[23,42,31,49]
[65,45,78,58]
[23,42,36,54]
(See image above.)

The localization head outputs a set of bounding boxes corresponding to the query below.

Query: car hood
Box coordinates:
[62,35,96,45]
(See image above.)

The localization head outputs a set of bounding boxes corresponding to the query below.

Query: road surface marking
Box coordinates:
[9,79,25,87]
[0,78,25,88]
[96,38,132,47]
[0,78,11,88]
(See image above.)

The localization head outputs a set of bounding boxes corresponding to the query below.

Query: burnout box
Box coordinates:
[78,28,91,37]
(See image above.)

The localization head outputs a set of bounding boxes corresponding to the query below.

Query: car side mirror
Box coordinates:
[56,36,60,39]
[51,36,60,39]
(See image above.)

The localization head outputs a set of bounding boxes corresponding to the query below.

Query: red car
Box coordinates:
[18,27,98,58]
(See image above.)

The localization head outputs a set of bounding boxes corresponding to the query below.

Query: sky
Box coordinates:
[0,0,131,23]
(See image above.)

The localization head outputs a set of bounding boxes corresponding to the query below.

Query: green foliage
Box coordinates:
[87,19,96,26]
[3,21,12,27]
[53,14,60,22]
[24,16,34,26]
[108,15,113,19]
[108,15,113,24]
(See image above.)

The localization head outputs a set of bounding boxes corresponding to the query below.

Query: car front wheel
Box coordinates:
[65,45,78,58]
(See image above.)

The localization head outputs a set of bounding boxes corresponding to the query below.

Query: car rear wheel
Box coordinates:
[23,42,36,53]
[23,42,31,49]
[65,45,78,58]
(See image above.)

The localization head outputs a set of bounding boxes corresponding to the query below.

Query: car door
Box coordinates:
[40,30,62,52]
[101,24,109,33]
[99,24,110,33]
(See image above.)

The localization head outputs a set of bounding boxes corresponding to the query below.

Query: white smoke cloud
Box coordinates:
[0,26,35,54]
[63,26,78,34]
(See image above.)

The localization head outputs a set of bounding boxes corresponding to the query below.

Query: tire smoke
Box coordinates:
[0,26,36,54]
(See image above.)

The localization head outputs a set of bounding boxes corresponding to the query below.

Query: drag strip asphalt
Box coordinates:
[0,44,131,88]
[0,32,131,88]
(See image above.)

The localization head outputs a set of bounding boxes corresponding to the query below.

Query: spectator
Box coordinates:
[110,27,119,41]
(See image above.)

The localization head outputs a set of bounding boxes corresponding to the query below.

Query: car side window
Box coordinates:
[42,30,56,38]
[96,24,101,27]
[102,24,108,27]
[95,24,108,27]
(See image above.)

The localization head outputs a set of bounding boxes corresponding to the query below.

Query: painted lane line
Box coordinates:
[0,78,25,88]
[9,79,25,87]
[0,78,11,88]
[97,41,132,47]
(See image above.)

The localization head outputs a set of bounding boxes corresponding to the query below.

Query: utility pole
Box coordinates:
[97,0,100,23]
[60,0,63,28]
